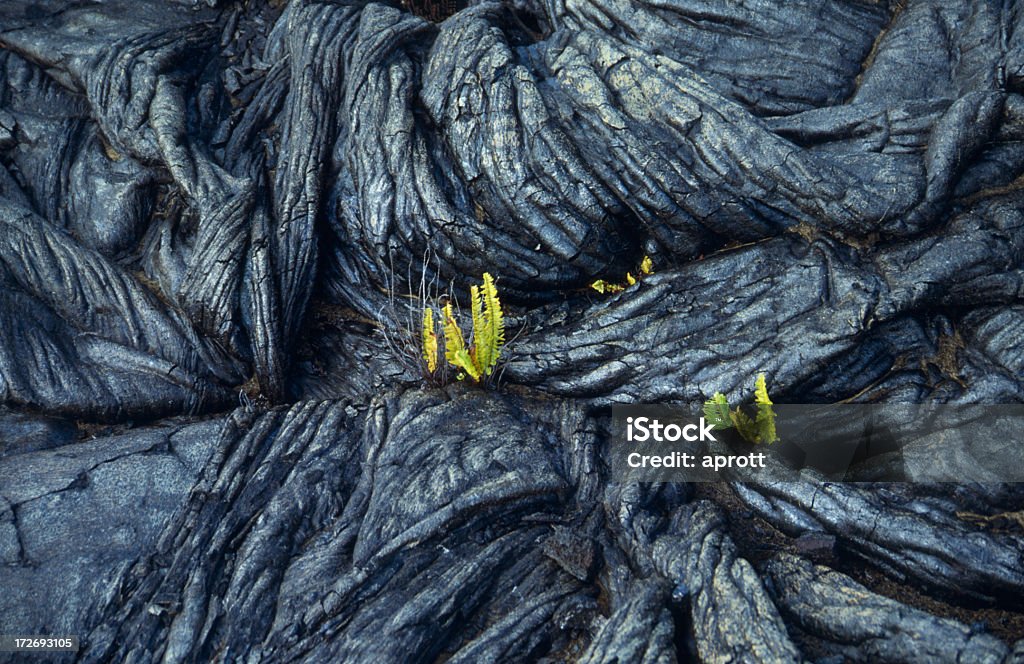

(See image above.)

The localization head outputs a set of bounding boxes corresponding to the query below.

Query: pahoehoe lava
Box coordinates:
[1,0,1023,662]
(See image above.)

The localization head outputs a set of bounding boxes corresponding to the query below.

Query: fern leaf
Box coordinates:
[590,279,623,294]
[753,374,778,443]
[639,255,653,275]
[422,307,438,373]
[451,348,481,381]
[443,303,481,381]
[703,393,732,429]
[756,403,778,444]
[731,408,759,444]
[754,373,772,406]
[470,283,485,363]
[479,272,504,375]
[443,302,468,368]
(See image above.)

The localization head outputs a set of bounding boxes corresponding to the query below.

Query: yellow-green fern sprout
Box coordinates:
[702,373,778,444]
[443,302,480,381]
[474,272,504,376]
[422,273,506,383]
[753,373,778,444]
[422,307,438,373]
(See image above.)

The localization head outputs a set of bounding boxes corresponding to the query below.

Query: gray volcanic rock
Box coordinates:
[505,194,1024,404]
[0,200,246,419]
[732,480,1024,607]
[1,0,1023,662]
[0,415,224,655]
[765,553,1011,663]
[78,389,596,663]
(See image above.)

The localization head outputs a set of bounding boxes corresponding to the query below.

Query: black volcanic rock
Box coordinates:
[1,0,1023,661]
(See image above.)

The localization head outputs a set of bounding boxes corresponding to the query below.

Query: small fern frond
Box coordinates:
[451,348,481,381]
[703,393,732,429]
[705,374,778,444]
[590,257,652,295]
[470,283,485,362]
[443,302,467,365]
[590,279,623,294]
[753,373,778,443]
[755,405,778,444]
[731,408,758,443]
[479,272,504,375]
[754,373,772,406]
[422,307,438,373]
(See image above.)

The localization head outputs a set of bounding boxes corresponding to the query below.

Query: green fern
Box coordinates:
[731,408,760,443]
[473,273,504,376]
[442,302,481,381]
[703,393,732,429]
[590,255,655,294]
[702,373,779,444]
[753,373,777,444]
[423,273,505,383]
[422,307,438,373]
